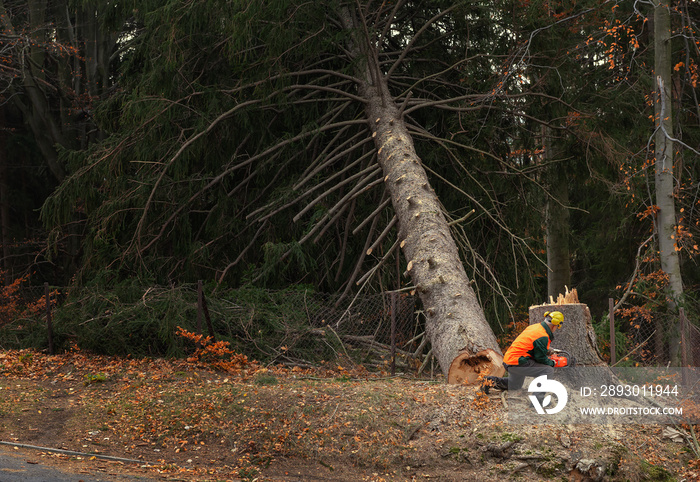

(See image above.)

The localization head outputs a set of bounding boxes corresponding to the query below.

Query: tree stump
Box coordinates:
[529,300,620,392]
[528,303,606,367]
[504,293,674,423]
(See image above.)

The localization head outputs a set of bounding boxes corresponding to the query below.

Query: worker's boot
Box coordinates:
[481,376,509,394]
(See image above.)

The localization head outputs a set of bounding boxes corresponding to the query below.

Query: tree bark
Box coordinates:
[653,0,683,364]
[364,83,503,379]
[543,129,571,299]
[340,8,503,379]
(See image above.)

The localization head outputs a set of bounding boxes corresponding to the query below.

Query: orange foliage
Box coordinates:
[176,326,255,373]
[0,271,55,327]
[637,205,660,222]
[498,310,530,348]
[0,273,29,324]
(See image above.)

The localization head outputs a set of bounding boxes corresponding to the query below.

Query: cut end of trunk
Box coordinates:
[447,349,504,385]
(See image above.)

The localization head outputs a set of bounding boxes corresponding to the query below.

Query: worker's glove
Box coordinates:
[550,354,568,367]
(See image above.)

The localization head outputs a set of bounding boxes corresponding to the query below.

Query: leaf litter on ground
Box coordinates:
[0,345,698,481]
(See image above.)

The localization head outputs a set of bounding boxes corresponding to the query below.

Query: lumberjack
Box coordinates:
[481,311,569,393]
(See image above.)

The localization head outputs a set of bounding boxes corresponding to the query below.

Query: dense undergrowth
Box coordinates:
[0,280,396,370]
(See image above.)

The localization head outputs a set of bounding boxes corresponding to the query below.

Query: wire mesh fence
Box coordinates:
[191,287,426,373]
[300,290,427,372]
[2,284,430,375]
[2,284,699,372]
[608,306,697,367]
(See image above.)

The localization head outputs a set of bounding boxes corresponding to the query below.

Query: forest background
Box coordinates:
[0,0,699,370]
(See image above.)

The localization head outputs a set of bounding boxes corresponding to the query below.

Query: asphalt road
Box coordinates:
[0,446,155,482]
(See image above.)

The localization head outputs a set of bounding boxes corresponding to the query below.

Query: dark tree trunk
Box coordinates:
[543,130,571,299]
[0,109,10,284]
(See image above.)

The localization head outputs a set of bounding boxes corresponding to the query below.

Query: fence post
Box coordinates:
[609,298,615,366]
[201,287,216,340]
[390,292,396,375]
[45,282,54,355]
[197,280,203,335]
[680,308,689,385]
[680,308,688,366]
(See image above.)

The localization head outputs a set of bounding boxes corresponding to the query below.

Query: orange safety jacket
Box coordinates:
[503,321,555,367]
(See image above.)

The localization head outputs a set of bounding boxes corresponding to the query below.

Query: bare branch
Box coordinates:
[295,133,373,190]
[347,176,384,202]
[377,0,406,47]
[387,5,458,77]
[246,149,371,225]
[366,215,398,255]
[337,215,379,304]
[612,234,655,313]
[335,199,357,282]
[355,238,399,287]
[352,195,391,235]
[656,76,700,156]
[286,83,368,104]
[292,163,380,223]
[217,220,270,285]
[405,121,503,163]
[312,202,351,244]
[135,118,367,254]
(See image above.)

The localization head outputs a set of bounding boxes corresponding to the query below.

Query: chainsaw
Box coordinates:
[549,348,576,368]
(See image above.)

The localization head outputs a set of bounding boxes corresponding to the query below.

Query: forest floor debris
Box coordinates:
[0,348,697,481]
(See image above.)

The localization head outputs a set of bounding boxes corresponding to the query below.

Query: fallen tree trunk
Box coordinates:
[363,88,505,379]
[340,8,504,380]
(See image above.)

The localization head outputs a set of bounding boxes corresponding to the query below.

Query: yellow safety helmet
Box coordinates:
[544,311,564,326]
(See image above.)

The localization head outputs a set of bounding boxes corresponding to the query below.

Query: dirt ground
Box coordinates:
[0,349,698,481]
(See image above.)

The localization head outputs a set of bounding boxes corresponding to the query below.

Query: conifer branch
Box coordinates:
[355,238,399,287]
[365,215,398,256]
[133,99,264,250]
[387,5,457,78]
[352,196,392,235]
[292,164,381,223]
